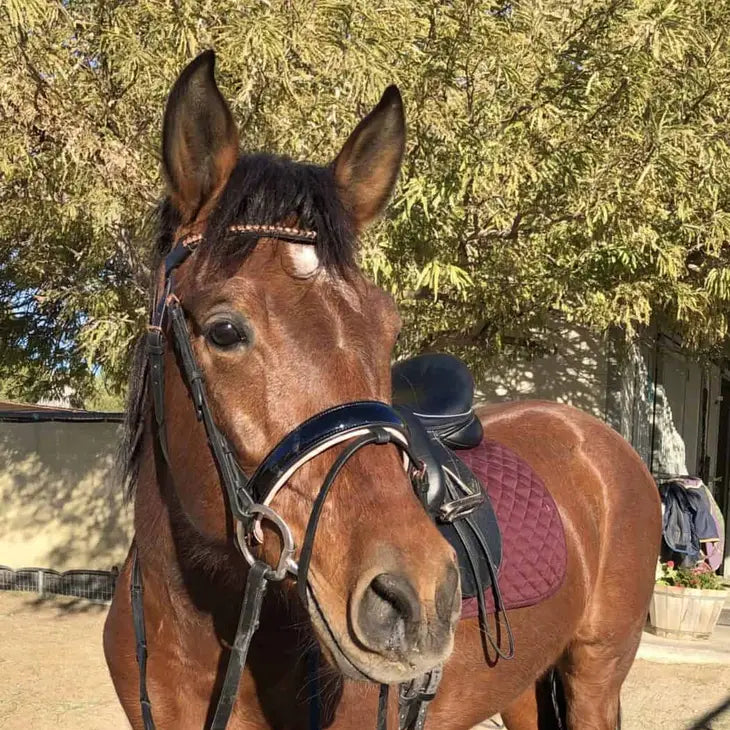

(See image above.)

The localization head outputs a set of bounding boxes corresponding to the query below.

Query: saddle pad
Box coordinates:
[456,439,567,619]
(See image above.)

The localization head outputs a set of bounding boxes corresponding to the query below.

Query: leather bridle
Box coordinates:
[132,224,436,730]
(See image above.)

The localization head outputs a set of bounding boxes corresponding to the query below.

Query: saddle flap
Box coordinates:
[434,442,502,599]
[395,404,502,599]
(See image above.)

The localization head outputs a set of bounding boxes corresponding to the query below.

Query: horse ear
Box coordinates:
[162,50,239,223]
[333,86,405,231]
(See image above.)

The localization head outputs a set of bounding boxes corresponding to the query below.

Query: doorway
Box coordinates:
[714,378,730,574]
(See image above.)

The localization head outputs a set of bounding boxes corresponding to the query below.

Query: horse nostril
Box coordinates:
[355,573,421,653]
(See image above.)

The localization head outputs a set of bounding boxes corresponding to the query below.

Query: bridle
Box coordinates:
[133,223,436,730]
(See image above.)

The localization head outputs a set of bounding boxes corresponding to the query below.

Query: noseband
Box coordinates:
[134,224,433,730]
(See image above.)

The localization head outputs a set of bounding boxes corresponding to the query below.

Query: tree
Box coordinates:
[1,0,729,403]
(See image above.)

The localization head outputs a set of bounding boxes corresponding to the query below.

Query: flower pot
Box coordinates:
[649,584,729,640]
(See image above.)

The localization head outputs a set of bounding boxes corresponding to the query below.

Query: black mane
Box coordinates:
[119,153,356,498]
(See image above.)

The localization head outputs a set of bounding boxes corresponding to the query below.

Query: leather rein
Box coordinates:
[132,224,439,730]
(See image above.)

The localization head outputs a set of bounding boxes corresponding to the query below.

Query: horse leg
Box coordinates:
[501,671,565,730]
[558,630,640,730]
[501,685,538,730]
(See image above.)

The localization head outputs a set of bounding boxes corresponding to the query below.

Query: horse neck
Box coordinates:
[133,430,236,607]
[132,425,304,633]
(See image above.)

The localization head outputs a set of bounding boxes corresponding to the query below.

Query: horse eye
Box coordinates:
[207,321,246,349]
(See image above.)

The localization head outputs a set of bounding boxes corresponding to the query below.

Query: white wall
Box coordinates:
[605,335,655,467]
[650,346,723,484]
[652,349,693,477]
[477,326,610,419]
[0,421,132,570]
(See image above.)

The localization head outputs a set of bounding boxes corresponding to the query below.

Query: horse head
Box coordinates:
[128,50,460,685]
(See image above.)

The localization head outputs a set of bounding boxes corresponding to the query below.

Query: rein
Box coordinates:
[133,223,437,730]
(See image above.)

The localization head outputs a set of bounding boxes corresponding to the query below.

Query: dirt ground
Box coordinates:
[1,591,728,730]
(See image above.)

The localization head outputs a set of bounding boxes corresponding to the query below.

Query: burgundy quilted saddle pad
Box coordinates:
[456,439,567,619]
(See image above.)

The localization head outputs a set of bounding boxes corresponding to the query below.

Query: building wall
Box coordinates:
[0,421,132,571]
[477,326,610,419]
[649,345,722,485]
[604,335,655,467]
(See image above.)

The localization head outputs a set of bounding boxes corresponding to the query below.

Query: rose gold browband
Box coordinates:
[177,224,318,248]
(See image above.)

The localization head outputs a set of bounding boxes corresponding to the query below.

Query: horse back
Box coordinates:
[476,399,662,577]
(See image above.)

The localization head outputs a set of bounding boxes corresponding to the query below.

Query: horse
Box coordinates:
[104,50,662,730]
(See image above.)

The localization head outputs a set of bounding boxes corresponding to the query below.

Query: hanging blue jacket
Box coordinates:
[659,480,718,566]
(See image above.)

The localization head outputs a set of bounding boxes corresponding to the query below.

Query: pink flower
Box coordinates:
[666,561,674,569]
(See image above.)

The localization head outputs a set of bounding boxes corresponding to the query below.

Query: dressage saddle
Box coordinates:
[392,353,502,599]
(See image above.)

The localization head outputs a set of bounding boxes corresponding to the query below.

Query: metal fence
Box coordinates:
[0,565,117,603]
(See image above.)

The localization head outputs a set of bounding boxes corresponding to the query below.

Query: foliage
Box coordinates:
[656,561,725,590]
[1,0,729,402]
[83,374,125,412]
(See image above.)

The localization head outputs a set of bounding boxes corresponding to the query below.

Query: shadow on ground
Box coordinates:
[24,594,110,615]
[687,696,730,730]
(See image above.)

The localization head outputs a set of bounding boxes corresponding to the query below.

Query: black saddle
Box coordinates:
[392,353,501,599]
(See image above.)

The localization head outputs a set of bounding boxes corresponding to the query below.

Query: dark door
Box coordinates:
[715,378,730,526]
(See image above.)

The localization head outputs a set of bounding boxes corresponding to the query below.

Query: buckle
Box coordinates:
[236,504,297,581]
[400,665,443,703]
[146,326,165,355]
[438,492,485,522]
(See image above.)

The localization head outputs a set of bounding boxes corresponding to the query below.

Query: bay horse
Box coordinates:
[104,50,662,730]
